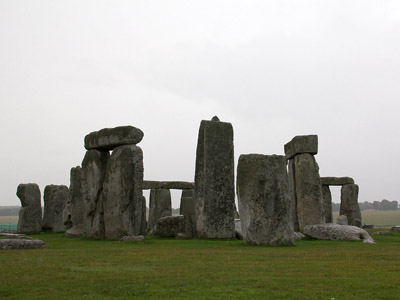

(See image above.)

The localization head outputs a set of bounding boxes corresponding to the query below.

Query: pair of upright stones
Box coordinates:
[17,183,68,234]
[65,126,146,239]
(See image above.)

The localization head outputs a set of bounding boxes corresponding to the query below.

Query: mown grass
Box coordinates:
[333,209,400,226]
[1,232,399,300]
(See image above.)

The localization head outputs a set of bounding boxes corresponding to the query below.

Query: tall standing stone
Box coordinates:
[42,185,69,232]
[287,159,299,231]
[194,116,235,239]
[63,166,84,229]
[82,149,109,239]
[102,145,144,239]
[321,185,333,223]
[179,189,194,214]
[180,197,196,238]
[294,153,324,231]
[237,154,294,246]
[16,183,42,234]
[147,188,172,232]
[340,184,362,227]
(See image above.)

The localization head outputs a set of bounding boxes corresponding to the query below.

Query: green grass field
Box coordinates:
[333,209,400,226]
[1,233,399,300]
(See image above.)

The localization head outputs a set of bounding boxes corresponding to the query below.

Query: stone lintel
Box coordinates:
[142,181,195,190]
[284,135,318,160]
[321,177,354,186]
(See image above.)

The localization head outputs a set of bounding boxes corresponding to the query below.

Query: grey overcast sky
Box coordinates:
[1,1,399,208]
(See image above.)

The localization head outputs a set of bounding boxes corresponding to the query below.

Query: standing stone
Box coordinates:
[294,153,324,231]
[180,197,196,238]
[179,189,194,214]
[194,117,235,239]
[102,145,144,239]
[147,189,172,232]
[82,150,109,239]
[140,196,147,236]
[340,184,362,227]
[237,154,294,246]
[288,158,299,231]
[42,185,69,232]
[63,166,84,230]
[322,185,333,223]
[16,184,42,234]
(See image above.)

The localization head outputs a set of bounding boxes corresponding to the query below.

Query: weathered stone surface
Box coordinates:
[303,224,375,243]
[82,149,109,239]
[336,215,348,225]
[102,145,144,239]
[120,235,145,242]
[153,216,186,237]
[194,117,235,239]
[84,125,144,151]
[237,154,294,246]
[63,167,84,230]
[293,232,305,241]
[42,185,68,232]
[321,177,354,186]
[284,135,318,160]
[0,233,31,240]
[340,184,362,227]
[391,226,400,232]
[147,189,172,232]
[65,224,85,237]
[179,189,194,214]
[235,219,243,240]
[288,159,299,231]
[180,197,196,238]
[143,181,194,190]
[16,183,42,234]
[322,185,333,223]
[0,238,46,250]
[294,153,324,231]
[140,196,147,236]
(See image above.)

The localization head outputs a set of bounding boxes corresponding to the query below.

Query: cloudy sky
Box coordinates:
[1,1,399,208]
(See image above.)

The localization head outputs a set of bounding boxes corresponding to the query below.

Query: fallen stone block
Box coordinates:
[152,216,185,238]
[0,238,46,250]
[303,224,375,243]
[65,224,85,237]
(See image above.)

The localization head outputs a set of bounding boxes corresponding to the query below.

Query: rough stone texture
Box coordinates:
[340,184,362,227]
[293,232,305,241]
[140,196,147,236]
[147,189,172,232]
[235,219,243,240]
[391,226,400,232]
[237,154,294,246]
[143,181,194,190]
[65,224,85,237]
[180,197,196,238]
[194,117,235,239]
[120,235,145,242]
[16,184,42,234]
[63,166,84,230]
[321,177,355,186]
[42,185,69,232]
[322,185,333,223]
[303,224,375,243]
[84,125,144,151]
[179,189,194,214]
[294,153,324,231]
[0,233,31,240]
[102,145,144,239]
[336,215,348,225]
[288,159,299,231]
[0,238,46,250]
[152,216,186,237]
[284,135,318,160]
[82,149,109,239]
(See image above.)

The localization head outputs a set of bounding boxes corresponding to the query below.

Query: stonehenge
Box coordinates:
[16,184,42,234]
[42,185,68,232]
[194,116,235,239]
[321,177,362,228]
[285,135,324,231]
[237,154,294,246]
[14,120,364,245]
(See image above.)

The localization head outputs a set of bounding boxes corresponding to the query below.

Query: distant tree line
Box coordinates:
[332,199,399,212]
